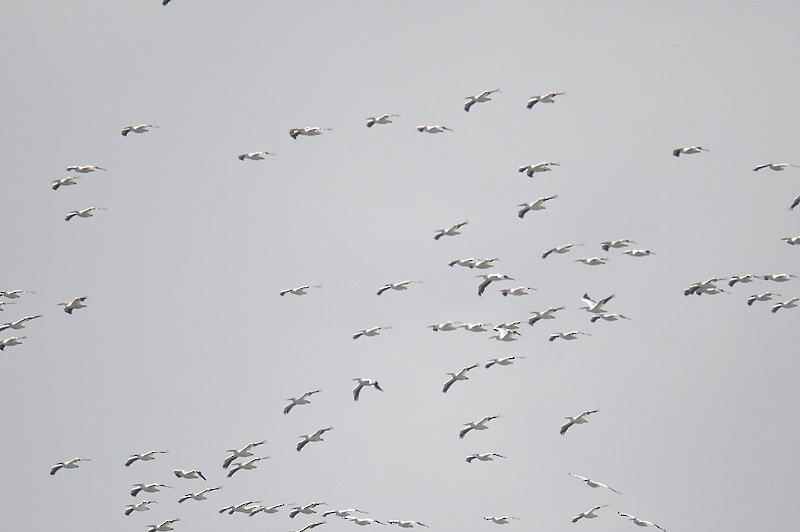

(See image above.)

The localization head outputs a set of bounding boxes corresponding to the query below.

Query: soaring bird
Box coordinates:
[323,508,369,518]
[673,146,709,157]
[684,277,723,296]
[352,378,383,401]
[771,297,799,313]
[747,292,780,306]
[66,165,106,173]
[0,336,26,351]
[227,456,269,477]
[623,249,655,257]
[485,356,524,369]
[352,326,391,340]
[366,114,400,127]
[178,486,221,503]
[518,162,559,177]
[549,331,590,342]
[753,162,799,172]
[434,221,468,240]
[387,520,429,528]
[464,88,500,112]
[448,257,477,268]
[293,522,327,532]
[279,284,321,296]
[601,239,635,251]
[417,125,452,133]
[0,315,41,332]
[121,124,158,136]
[477,273,514,296]
[542,243,581,259]
[571,505,609,523]
[494,320,522,330]
[442,363,480,393]
[289,502,327,518]
[460,323,492,332]
[296,427,333,452]
[574,257,608,266]
[131,483,171,497]
[472,257,500,269]
[344,517,385,526]
[125,500,157,515]
[560,409,599,435]
[51,176,81,190]
[0,290,34,299]
[484,516,520,524]
[728,274,758,287]
[762,273,797,282]
[791,194,800,210]
[527,91,565,108]
[488,329,521,342]
[377,280,422,295]
[499,286,535,297]
[125,450,168,467]
[580,293,615,314]
[781,236,800,245]
[590,313,631,323]
[289,127,332,139]
[459,415,500,438]
[238,151,274,160]
[222,440,266,469]
[58,296,88,314]
[249,503,290,515]
[518,195,558,218]
[617,512,667,531]
[569,473,621,494]
[220,501,260,515]
[173,469,206,480]
[146,518,180,532]
[65,207,105,221]
[466,452,506,463]
[428,321,461,332]
[50,457,91,475]
[284,390,321,415]
[528,306,565,325]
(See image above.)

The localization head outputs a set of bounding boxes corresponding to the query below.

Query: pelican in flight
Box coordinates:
[51,176,81,190]
[488,329,521,342]
[125,450,168,467]
[284,390,321,415]
[220,501,260,515]
[518,162,559,177]
[466,452,506,463]
[791,194,800,210]
[297,427,333,452]
[366,114,400,127]
[293,522,327,532]
[130,483,171,497]
[352,326,391,340]
[459,415,500,438]
[249,503,290,515]
[477,273,514,296]
[344,516,385,526]
[222,440,266,469]
[499,286,535,297]
[617,512,667,531]
[66,165,106,173]
[762,273,797,282]
[289,127,332,139]
[377,280,422,295]
[473,257,500,269]
[0,290,34,300]
[494,320,522,330]
[728,274,758,287]
[65,206,105,221]
[590,313,631,323]
[443,363,480,393]
[464,88,500,112]
[484,516,520,524]
[781,236,800,246]
[518,195,558,218]
[753,162,799,172]
[50,458,91,475]
[575,257,608,266]
[173,469,206,480]
[542,243,581,259]
[747,292,780,305]
[289,502,327,518]
[146,518,180,532]
[572,505,608,523]
[58,296,87,314]
[417,125,452,133]
[178,486,221,503]
[601,239,635,251]
[527,91,565,108]
[460,323,491,332]
[434,221,468,240]
[121,124,158,136]
[485,356,524,368]
[684,277,723,296]
[352,378,383,401]
[528,306,565,325]
[428,321,461,332]
[448,257,476,268]
[673,146,709,157]
[569,473,621,494]
[549,331,590,342]
[228,456,269,477]
[323,509,368,518]
[772,297,799,313]
[623,249,655,257]
[125,500,157,515]
[0,336,25,350]
[238,151,275,161]
[560,409,599,435]
[0,315,41,332]
[387,520,428,528]
[280,284,321,296]
[581,293,614,313]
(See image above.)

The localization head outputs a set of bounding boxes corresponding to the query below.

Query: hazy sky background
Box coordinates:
[1,1,799,531]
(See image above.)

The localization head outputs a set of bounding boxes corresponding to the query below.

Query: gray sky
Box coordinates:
[2,1,799,531]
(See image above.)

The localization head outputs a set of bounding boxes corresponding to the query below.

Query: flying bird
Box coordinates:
[464,88,500,112]
[518,195,558,217]
[485,356,524,369]
[131,483,171,497]
[377,280,422,295]
[617,512,667,531]
[289,502,327,518]
[58,296,88,314]
[284,390,321,415]
[289,127,332,139]
[472,257,500,269]
[125,450,168,467]
[279,284,321,296]
[466,452,506,463]
[125,500,157,515]
[477,273,514,296]
[571,505,609,523]
[549,331,590,342]
[518,162,559,177]
[238,151,275,160]
[0,315,41,332]
[601,239,635,251]
[590,313,631,323]
[499,286,535,297]
[623,249,655,257]
[293,522,327,532]
[528,306,565,325]
[220,501,261,515]
[569,473,621,494]
[428,321,461,332]
[574,257,608,266]
[581,293,615,313]
[560,410,599,435]
[747,292,780,306]
[173,469,207,480]
[344,517,385,526]
[366,114,400,127]
[121,124,158,136]
[781,236,800,245]
[484,516,520,524]
[762,273,797,282]
[352,326,391,340]
[146,518,180,532]
[494,320,522,330]
[296,427,333,452]
[51,176,81,190]
[673,146,709,157]
[0,336,26,351]
[771,297,799,313]
[222,440,266,469]
[459,415,500,438]
[791,194,800,210]
[387,520,429,528]
[460,323,492,332]
[50,458,91,475]
[542,243,581,259]
[249,503,290,515]
[527,91,565,108]
[488,329,521,341]
[753,162,799,172]
[352,378,383,401]
[66,165,106,173]
[434,221,468,240]
[0,290,34,299]
[323,509,369,518]
[227,456,269,477]
[65,207,105,221]
[178,486,222,503]
[417,125,452,133]
[442,363,480,393]
[728,274,758,287]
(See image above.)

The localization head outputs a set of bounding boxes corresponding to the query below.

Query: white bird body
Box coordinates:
[0,290,34,299]
[377,280,422,295]
[728,274,758,287]
[284,390,321,415]
[222,440,265,469]
[147,519,180,532]
[228,456,269,477]
[518,162,560,177]
[747,292,780,305]
[618,512,667,531]
[173,469,206,480]
[684,277,723,296]
[238,151,274,160]
[353,326,391,339]
[297,427,333,451]
[290,502,327,518]
[527,91,565,108]
[434,221,468,240]
[0,336,26,350]
[473,257,499,269]
[477,273,514,296]
[488,329,521,342]
[528,306,565,325]
[323,509,368,518]
[131,483,171,497]
[65,207,105,221]
[781,236,800,245]
[417,125,452,133]
[485,356,524,369]
[51,176,81,190]
[466,452,506,463]
[459,415,500,438]
[560,409,599,435]
[344,516,384,526]
[673,146,709,156]
[499,286,535,297]
[249,503,289,515]
[762,273,797,282]
[125,450,168,467]
[125,500,157,515]
[549,331,590,342]
[279,284,321,296]
[387,520,428,528]
[121,124,158,136]
[289,127,331,139]
[220,501,261,515]
[572,505,608,523]
[601,239,635,251]
[366,114,400,127]
[293,522,327,532]
[57,296,88,314]
[494,320,521,330]
[590,313,631,323]
[484,516,520,524]
[575,257,608,266]
[0,315,41,332]
[569,473,621,494]
[753,162,798,172]
[791,194,800,210]
[542,243,581,259]
[460,323,491,332]
[428,321,461,332]
[464,88,500,112]
[66,165,106,173]
[50,457,91,475]
[581,293,615,313]
[442,363,480,393]
[623,249,655,257]
[178,486,221,503]
[771,297,799,313]
[352,378,383,401]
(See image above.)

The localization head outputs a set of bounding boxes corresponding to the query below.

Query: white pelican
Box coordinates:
[464,88,500,112]
[0,336,25,350]
[617,512,667,531]
[66,165,106,173]
[623,249,655,257]
[782,236,800,245]
[50,457,91,475]
[747,292,780,305]
[772,297,799,313]
[728,274,758,287]
[527,91,565,108]
[323,509,368,518]
[293,522,327,532]
[590,313,631,323]
[684,277,722,296]
[289,127,332,139]
[791,194,800,210]
[353,326,391,340]
[352,378,383,401]
[238,151,275,161]
[569,473,621,494]
[0,290,34,299]
[284,390,321,415]
[0,315,42,332]
[673,146,708,157]
[448,257,477,268]
[459,415,500,438]
[571,505,608,523]
[125,450,168,467]
[146,519,180,532]
[560,409,599,435]
[366,114,400,127]
[222,440,266,468]
[494,320,522,330]
[131,483,171,497]
[753,163,799,172]
[65,206,105,221]
[518,162,559,177]
[484,516,520,524]
[57,296,88,314]
[279,284,321,296]
[173,469,207,480]
[473,257,500,269]
[575,257,608,266]
[434,221,468,240]
[344,516,384,526]
[121,124,159,136]
[178,486,221,503]
[227,456,269,477]
[220,501,260,515]
[549,331,590,342]
[477,273,514,296]
[488,329,521,342]
[428,321,461,332]
[460,323,492,332]
[443,363,480,393]
[601,239,635,251]
[125,500,158,515]
[499,286,535,297]
[51,176,81,190]
[528,306,565,325]
[289,502,327,518]
[296,427,333,452]
[466,452,506,463]
[377,280,422,295]
[485,356,524,368]
[542,243,581,259]
[249,503,290,515]
[387,520,428,528]
[581,293,614,313]
[762,273,797,282]
[417,125,452,133]
[518,195,558,217]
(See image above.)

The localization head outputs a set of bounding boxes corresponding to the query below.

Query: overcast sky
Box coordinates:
[1,1,799,532]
